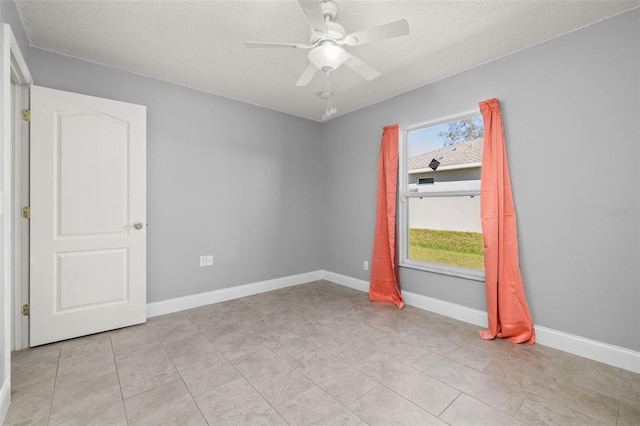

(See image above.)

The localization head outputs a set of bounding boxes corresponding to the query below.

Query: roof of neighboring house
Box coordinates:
[409,138,483,171]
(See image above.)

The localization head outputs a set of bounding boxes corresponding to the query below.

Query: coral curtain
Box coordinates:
[369,124,405,308]
[479,98,535,344]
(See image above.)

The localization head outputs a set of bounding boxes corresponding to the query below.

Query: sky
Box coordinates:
[407,122,450,158]
[408,115,483,158]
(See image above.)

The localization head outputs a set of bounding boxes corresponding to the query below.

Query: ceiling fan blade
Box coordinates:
[245,41,312,49]
[344,54,380,81]
[296,63,318,86]
[344,19,409,46]
[298,0,327,33]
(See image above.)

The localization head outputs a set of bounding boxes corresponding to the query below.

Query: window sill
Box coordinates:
[400,259,485,282]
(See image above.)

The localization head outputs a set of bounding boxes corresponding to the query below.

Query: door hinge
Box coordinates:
[22,304,29,316]
[22,109,30,122]
[22,206,30,219]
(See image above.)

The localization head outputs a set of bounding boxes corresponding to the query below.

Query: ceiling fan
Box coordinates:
[245,0,410,87]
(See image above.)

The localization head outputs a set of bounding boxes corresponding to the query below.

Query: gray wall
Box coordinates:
[321,9,640,351]
[0,1,30,66]
[27,50,324,303]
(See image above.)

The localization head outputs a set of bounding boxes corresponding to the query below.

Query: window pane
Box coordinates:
[407,196,484,270]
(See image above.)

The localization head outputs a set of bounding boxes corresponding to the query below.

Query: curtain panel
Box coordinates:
[479,98,535,344]
[369,124,405,308]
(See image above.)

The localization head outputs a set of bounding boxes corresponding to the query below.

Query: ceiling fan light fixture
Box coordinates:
[308,44,348,72]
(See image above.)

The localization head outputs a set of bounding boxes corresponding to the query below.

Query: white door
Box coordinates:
[29,86,146,346]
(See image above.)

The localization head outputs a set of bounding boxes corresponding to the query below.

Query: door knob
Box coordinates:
[133,222,144,230]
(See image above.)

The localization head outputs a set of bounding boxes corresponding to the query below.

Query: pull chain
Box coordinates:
[322,71,337,121]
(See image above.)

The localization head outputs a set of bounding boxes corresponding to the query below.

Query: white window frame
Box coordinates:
[398,111,486,282]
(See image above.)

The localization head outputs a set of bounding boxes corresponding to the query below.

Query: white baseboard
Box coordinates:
[146,270,323,318]
[401,291,489,328]
[322,270,489,327]
[0,379,10,425]
[533,325,640,374]
[321,270,640,374]
[144,269,640,374]
[322,270,369,293]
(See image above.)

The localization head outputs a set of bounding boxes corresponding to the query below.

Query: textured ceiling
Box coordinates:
[15,0,640,122]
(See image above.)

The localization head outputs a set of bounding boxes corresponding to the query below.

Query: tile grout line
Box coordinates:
[194,294,369,425]
[251,311,374,424]
[220,342,293,426]
[148,316,212,425]
[293,366,372,425]
[511,391,531,423]
[185,300,295,424]
[108,333,130,426]
[280,309,454,422]
[45,344,63,426]
[437,392,464,421]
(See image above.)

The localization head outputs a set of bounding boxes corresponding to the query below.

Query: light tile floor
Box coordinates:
[5,280,640,425]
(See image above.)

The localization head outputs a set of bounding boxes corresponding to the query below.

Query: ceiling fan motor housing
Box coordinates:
[321,0,338,21]
[307,1,348,73]
[309,21,346,45]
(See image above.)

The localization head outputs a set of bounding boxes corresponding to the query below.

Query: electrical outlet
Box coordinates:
[199,256,207,267]
[363,261,369,271]
[205,255,213,266]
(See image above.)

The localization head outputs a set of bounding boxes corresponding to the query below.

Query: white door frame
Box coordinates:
[11,80,29,351]
[1,22,32,421]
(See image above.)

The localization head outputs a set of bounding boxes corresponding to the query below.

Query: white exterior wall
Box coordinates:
[409,167,481,185]
[408,196,482,232]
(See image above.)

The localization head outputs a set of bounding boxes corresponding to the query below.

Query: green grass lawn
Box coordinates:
[409,228,484,270]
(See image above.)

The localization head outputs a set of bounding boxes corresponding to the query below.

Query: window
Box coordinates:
[417,177,434,185]
[399,113,485,280]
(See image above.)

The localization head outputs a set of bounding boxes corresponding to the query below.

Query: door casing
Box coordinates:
[1,22,33,423]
